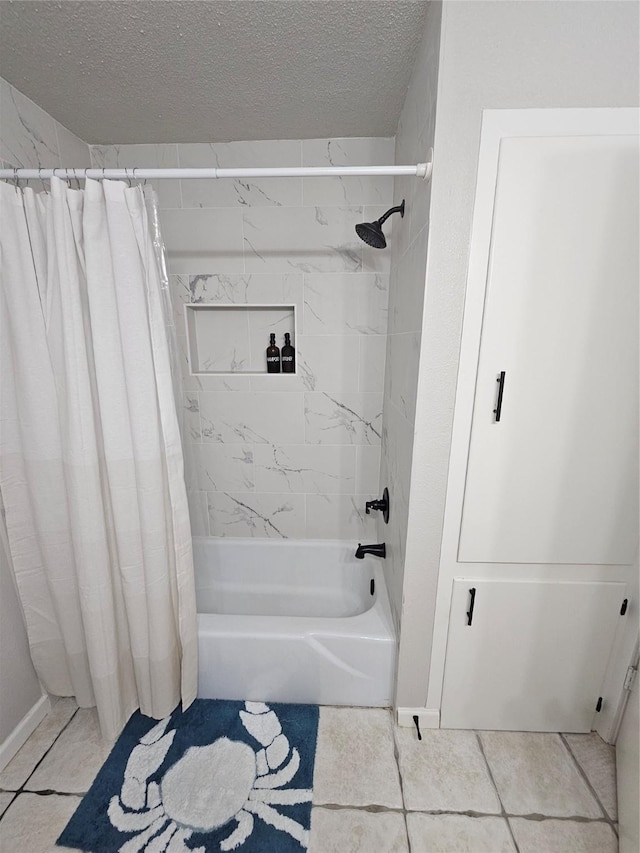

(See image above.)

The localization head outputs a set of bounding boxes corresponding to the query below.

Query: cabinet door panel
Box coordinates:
[458,135,638,565]
[441,579,625,732]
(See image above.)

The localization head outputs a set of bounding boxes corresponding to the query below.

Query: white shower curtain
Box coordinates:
[0,177,197,741]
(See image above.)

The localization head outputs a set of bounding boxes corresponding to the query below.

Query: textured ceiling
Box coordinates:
[0,0,429,144]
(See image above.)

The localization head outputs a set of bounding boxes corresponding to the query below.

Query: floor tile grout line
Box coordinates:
[3,788,86,799]
[313,801,618,823]
[0,792,15,820]
[475,732,521,853]
[559,732,618,837]
[0,704,80,807]
[503,813,615,824]
[390,712,412,852]
[313,803,408,814]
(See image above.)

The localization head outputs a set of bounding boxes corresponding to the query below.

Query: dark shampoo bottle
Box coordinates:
[266,333,281,373]
[281,332,295,373]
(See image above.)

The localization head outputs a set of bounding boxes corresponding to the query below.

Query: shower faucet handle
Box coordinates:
[365,487,390,524]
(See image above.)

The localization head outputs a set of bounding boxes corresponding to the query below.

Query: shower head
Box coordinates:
[355,221,387,249]
[355,200,405,249]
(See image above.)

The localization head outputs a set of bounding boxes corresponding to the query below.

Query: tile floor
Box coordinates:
[0,699,618,852]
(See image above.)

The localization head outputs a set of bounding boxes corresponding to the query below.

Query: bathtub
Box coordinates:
[194,537,396,707]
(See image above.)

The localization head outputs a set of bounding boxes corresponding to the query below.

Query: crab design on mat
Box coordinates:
[108,701,312,852]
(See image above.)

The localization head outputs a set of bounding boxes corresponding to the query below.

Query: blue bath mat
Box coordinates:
[57,698,319,852]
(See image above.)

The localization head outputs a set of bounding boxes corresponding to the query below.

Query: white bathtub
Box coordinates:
[194,537,396,707]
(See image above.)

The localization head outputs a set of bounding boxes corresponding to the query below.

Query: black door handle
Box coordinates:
[493,371,506,422]
[466,587,476,626]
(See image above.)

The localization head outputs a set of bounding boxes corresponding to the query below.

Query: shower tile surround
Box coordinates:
[90,138,395,540]
[0,76,91,183]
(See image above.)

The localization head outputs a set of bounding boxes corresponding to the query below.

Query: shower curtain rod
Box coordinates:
[0,162,432,181]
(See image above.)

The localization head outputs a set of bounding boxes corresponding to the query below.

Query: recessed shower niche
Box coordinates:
[184,303,296,375]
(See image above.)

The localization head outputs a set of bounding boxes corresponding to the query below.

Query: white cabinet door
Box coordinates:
[441,579,626,731]
[458,134,638,565]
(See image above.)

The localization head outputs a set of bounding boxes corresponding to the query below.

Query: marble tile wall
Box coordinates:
[0,77,91,181]
[91,137,395,539]
[377,3,442,629]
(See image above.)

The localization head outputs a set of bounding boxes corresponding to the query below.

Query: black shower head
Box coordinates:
[356,220,387,249]
[355,200,405,249]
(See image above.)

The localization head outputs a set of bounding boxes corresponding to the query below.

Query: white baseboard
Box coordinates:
[0,693,50,772]
[397,707,440,729]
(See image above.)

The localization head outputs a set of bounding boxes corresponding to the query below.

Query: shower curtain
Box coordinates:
[0,177,197,741]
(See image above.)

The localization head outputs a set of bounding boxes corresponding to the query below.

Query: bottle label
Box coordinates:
[267,357,280,363]
[282,356,293,362]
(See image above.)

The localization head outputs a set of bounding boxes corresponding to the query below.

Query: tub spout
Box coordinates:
[355,543,386,559]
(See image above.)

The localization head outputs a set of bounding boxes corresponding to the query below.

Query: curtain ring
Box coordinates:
[126,168,133,188]
[74,168,82,191]
[40,167,51,194]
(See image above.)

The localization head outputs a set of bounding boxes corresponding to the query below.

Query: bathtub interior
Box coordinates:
[193,537,376,618]
[193,536,397,706]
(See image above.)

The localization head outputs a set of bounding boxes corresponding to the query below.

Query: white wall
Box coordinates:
[92,139,394,540]
[396,0,640,708]
[0,77,91,743]
[379,1,442,631]
[0,512,42,744]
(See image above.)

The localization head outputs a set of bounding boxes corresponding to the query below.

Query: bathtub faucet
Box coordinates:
[355,543,386,559]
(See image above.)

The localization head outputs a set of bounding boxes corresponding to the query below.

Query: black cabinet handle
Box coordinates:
[493,371,506,422]
[466,587,476,626]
